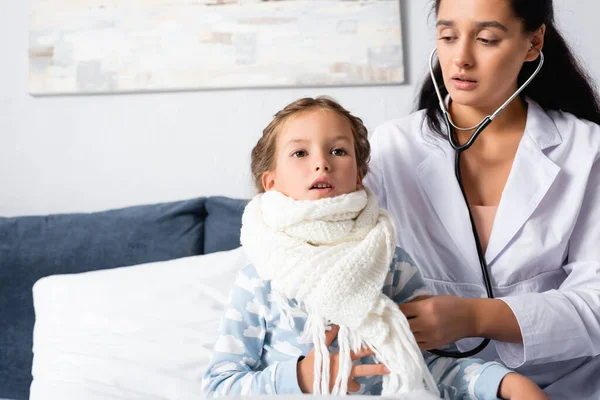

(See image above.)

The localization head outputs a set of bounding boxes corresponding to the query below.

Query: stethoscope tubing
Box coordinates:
[428,47,544,151]
[425,47,544,358]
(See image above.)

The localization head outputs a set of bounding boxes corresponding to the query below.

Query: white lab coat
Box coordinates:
[365,99,600,399]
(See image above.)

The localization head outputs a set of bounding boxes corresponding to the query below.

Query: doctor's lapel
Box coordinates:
[486,103,562,264]
[416,152,482,273]
[415,101,561,273]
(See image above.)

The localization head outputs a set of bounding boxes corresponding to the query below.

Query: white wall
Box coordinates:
[1,0,598,216]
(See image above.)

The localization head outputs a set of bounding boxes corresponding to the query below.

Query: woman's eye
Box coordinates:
[331,148,347,156]
[292,150,306,158]
[438,36,456,42]
[478,37,498,45]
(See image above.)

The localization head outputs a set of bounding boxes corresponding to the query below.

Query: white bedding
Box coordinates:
[30,248,248,400]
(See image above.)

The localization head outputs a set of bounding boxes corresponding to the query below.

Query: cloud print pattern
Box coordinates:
[202,247,513,399]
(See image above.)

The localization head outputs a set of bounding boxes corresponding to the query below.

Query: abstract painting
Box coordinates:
[29,0,404,95]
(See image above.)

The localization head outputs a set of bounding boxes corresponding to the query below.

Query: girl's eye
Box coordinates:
[292,150,306,158]
[331,148,347,156]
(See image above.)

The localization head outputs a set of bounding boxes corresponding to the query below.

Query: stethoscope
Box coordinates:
[426,46,544,358]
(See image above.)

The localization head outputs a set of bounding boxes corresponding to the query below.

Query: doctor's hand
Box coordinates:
[399,295,476,350]
[296,324,390,394]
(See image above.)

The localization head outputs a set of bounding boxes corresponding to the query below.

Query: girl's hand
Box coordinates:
[498,373,550,400]
[399,295,475,350]
[296,324,390,393]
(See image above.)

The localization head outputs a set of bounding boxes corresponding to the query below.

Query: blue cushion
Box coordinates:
[203,196,248,254]
[0,198,206,400]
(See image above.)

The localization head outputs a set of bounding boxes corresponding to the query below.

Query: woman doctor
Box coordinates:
[365,0,600,398]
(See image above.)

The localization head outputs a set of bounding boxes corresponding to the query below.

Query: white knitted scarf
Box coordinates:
[240,189,439,397]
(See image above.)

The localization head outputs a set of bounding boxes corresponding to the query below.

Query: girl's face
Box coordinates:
[262,109,362,201]
[436,0,543,111]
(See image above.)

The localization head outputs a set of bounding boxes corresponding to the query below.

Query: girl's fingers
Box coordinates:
[350,347,375,361]
[347,379,362,393]
[350,363,390,377]
[324,324,340,346]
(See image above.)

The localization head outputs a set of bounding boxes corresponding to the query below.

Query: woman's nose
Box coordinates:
[453,40,474,69]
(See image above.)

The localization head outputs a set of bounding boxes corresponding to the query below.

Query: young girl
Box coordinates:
[202,97,548,399]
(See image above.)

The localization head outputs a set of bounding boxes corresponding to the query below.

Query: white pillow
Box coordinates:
[30,247,249,400]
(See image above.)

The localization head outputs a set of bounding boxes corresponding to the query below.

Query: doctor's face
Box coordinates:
[435,0,542,111]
